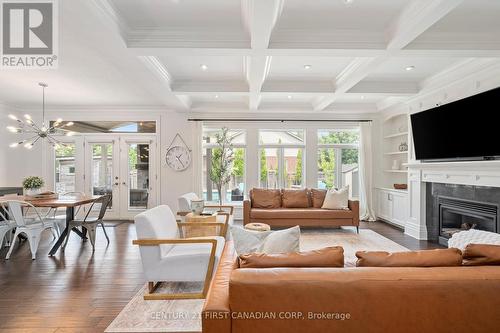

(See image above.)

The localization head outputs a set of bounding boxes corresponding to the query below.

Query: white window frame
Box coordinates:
[317,129,360,190]
[258,129,306,189]
[202,128,247,203]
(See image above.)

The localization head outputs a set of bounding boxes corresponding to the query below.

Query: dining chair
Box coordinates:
[0,203,16,248]
[62,194,111,251]
[5,200,63,260]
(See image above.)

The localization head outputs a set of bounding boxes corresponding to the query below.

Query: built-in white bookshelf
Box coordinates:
[381,113,409,191]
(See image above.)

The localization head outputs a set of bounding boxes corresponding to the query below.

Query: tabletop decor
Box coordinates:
[22,176,45,196]
[6,83,75,149]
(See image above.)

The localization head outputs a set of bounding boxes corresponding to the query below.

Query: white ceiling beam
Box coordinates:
[138,56,191,109]
[262,80,334,93]
[242,0,284,110]
[172,80,249,94]
[387,0,464,50]
[314,57,387,111]
[347,81,419,95]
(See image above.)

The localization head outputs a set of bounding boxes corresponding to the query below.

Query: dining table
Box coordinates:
[0,194,98,255]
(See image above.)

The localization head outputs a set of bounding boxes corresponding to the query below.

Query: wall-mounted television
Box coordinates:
[410,87,500,162]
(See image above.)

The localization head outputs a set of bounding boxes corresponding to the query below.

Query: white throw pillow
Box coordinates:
[230,225,301,255]
[321,186,349,210]
[448,229,500,251]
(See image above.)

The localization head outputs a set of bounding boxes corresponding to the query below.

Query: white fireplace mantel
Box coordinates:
[405,160,500,241]
[406,160,500,188]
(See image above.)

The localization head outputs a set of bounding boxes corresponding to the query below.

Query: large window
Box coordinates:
[202,129,246,203]
[259,130,304,189]
[317,130,359,198]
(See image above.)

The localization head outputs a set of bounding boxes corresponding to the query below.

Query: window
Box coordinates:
[202,129,246,203]
[259,130,304,189]
[55,144,76,194]
[317,130,359,198]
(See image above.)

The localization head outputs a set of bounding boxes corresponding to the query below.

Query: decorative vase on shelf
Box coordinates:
[399,142,408,152]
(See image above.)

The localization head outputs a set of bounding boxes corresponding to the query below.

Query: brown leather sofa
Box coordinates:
[243,188,359,230]
[202,242,500,333]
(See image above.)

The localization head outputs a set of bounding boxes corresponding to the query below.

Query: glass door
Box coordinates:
[84,137,120,219]
[119,137,157,219]
[84,136,157,220]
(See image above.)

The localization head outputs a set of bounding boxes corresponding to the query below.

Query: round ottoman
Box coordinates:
[244,222,271,232]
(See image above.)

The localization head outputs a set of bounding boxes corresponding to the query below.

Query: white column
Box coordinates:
[405,168,428,239]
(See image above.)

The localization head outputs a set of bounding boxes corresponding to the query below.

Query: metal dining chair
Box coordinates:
[62,194,111,251]
[5,200,63,259]
[0,202,16,248]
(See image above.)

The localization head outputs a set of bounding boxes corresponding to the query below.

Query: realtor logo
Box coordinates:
[1,0,58,68]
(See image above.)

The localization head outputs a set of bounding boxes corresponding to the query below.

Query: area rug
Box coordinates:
[105,229,408,333]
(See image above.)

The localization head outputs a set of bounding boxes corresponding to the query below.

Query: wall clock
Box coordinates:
[165,133,192,171]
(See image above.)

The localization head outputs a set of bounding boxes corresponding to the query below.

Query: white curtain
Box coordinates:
[359,122,376,221]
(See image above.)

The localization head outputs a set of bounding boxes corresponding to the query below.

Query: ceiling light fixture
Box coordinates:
[343,0,354,4]
[360,95,365,100]
[6,83,74,149]
[200,64,208,71]
[215,94,219,99]
[304,64,312,70]
[405,66,415,71]
[287,95,292,100]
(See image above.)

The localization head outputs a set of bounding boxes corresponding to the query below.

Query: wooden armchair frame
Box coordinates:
[132,238,218,300]
[177,212,230,238]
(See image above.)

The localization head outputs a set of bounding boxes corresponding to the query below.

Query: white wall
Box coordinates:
[0,106,46,187]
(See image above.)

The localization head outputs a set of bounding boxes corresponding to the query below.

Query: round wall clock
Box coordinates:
[165,145,191,171]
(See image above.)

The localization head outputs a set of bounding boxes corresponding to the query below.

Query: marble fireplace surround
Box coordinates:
[406,160,500,240]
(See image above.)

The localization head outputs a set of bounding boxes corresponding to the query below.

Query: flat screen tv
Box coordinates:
[410,87,500,162]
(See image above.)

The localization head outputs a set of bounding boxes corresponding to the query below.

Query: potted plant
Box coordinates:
[209,127,234,207]
[22,176,44,196]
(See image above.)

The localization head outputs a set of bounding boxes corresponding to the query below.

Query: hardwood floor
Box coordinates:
[0,220,441,332]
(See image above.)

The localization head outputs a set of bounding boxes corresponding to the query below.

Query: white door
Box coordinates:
[118,137,157,219]
[84,135,157,220]
[377,190,393,221]
[392,193,407,228]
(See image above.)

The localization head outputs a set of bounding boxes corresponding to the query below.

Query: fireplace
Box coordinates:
[426,183,500,246]
[438,196,498,246]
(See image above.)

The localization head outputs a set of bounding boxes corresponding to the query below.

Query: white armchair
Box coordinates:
[133,205,226,300]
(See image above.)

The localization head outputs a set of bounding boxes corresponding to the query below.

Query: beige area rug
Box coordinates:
[105,229,408,333]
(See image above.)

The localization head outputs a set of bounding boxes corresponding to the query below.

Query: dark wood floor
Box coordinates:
[0,220,441,332]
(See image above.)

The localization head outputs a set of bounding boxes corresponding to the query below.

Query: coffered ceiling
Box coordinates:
[1,0,499,114]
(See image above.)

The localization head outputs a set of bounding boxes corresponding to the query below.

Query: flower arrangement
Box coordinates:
[22,176,44,189]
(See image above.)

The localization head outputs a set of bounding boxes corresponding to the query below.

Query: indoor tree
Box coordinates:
[209,127,234,206]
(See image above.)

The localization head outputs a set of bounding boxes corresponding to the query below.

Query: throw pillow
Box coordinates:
[356,248,463,267]
[282,189,309,208]
[251,188,282,209]
[230,225,300,255]
[239,246,344,268]
[448,229,500,251]
[321,186,349,210]
[311,189,327,208]
[463,243,500,266]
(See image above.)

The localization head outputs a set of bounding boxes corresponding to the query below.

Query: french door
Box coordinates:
[83,135,157,220]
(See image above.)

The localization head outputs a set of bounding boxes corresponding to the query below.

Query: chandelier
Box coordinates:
[7,83,74,149]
